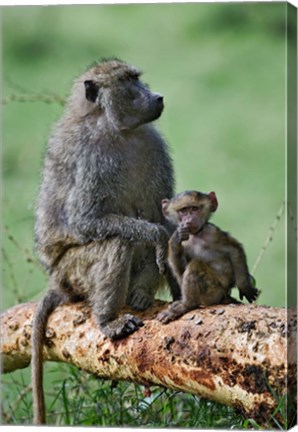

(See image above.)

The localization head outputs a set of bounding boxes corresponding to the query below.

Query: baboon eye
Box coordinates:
[126,83,140,99]
[84,80,99,103]
[191,206,199,212]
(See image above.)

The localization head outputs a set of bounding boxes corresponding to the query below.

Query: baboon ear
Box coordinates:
[209,192,218,212]
[84,80,99,103]
[161,198,170,216]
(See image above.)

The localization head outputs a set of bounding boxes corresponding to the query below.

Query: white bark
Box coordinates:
[1,301,296,424]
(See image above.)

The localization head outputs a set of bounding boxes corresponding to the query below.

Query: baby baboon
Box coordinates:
[158,191,259,324]
[32,59,176,424]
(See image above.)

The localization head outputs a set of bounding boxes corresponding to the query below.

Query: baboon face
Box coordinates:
[83,60,164,130]
[161,191,218,230]
[109,76,164,129]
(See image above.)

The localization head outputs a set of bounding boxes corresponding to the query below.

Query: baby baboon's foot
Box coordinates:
[100,314,144,340]
[157,301,189,324]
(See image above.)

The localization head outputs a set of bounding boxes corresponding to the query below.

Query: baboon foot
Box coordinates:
[100,314,144,340]
[157,301,190,324]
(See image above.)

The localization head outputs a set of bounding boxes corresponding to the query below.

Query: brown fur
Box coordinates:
[158,191,259,324]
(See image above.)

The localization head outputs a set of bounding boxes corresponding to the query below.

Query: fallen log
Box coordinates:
[1,301,296,425]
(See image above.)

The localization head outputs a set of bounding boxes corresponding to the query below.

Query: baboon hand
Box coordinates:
[156,243,167,274]
[100,314,144,340]
[177,223,190,242]
[151,225,169,274]
[239,285,260,303]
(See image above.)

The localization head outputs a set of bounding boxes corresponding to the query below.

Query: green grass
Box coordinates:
[1,3,291,428]
[1,366,247,427]
[2,365,294,428]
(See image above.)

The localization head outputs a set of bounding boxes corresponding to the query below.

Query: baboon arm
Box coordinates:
[64,152,163,244]
[217,233,250,287]
[225,243,251,287]
[168,236,187,286]
[68,212,162,244]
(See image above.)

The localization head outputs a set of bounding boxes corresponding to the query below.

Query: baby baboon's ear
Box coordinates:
[208,191,218,212]
[84,80,99,103]
[161,198,170,217]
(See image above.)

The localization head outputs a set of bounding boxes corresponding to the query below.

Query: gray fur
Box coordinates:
[32,59,176,424]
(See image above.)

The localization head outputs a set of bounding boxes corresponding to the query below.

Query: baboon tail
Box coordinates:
[32,289,65,425]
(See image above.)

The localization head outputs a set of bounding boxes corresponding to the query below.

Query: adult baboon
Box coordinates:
[32,59,176,424]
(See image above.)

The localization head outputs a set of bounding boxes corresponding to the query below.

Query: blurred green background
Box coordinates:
[1,3,290,427]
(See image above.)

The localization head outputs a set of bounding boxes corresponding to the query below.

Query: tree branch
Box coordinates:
[1,301,296,424]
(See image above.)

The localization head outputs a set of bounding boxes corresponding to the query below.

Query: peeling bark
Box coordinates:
[1,301,296,424]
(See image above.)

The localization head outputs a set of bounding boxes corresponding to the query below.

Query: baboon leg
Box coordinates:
[164,262,182,301]
[183,260,226,307]
[61,238,143,339]
[181,261,240,306]
[158,260,226,324]
[127,247,161,311]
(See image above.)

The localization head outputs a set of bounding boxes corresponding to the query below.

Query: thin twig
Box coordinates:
[1,248,21,302]
[252,200,285,275]
[2,93,66,106]
[3,225,42,270]
[287,201,297,240]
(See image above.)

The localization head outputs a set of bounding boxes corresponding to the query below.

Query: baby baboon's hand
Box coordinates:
[177,223,190,242]
[171,224,189,246]
[239,285,260,303]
